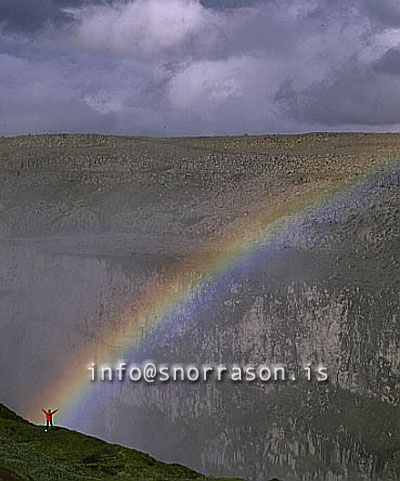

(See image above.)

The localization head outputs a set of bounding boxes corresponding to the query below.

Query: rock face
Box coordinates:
[0,133,399,481]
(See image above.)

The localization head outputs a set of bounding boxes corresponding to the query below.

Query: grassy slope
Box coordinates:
[0,404,243,481]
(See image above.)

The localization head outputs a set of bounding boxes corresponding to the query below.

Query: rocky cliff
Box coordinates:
[0,133,399,480]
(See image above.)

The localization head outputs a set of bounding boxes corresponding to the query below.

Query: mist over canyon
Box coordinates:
[0,133,399,481]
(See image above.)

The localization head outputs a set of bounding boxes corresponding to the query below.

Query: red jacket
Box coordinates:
[42,408,58,421]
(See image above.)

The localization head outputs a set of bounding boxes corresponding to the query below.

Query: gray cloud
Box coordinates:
[278,62,400,127]
[363,0,400,27]
[200,0,261,9]
[373,48,400,75]
[0,0,257,33]
[0,0,70,31]
[1,0,400,135]
[0,0,111,32]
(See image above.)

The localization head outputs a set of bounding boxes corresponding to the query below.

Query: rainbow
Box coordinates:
[28,154,398,424]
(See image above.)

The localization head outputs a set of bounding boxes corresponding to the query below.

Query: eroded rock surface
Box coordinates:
[0,133,399,480]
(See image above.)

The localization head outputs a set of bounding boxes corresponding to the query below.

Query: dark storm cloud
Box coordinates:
[0,0,69,31]
[200,0,260,9]
[373,48,400,75]
[278,62,400,127]
[0,0,257,32]
[1,0,400,135]
[0,0,107,32]
[363,0,400,27]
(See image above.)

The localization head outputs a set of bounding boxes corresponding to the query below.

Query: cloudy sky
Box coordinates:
[1,0,400,135]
